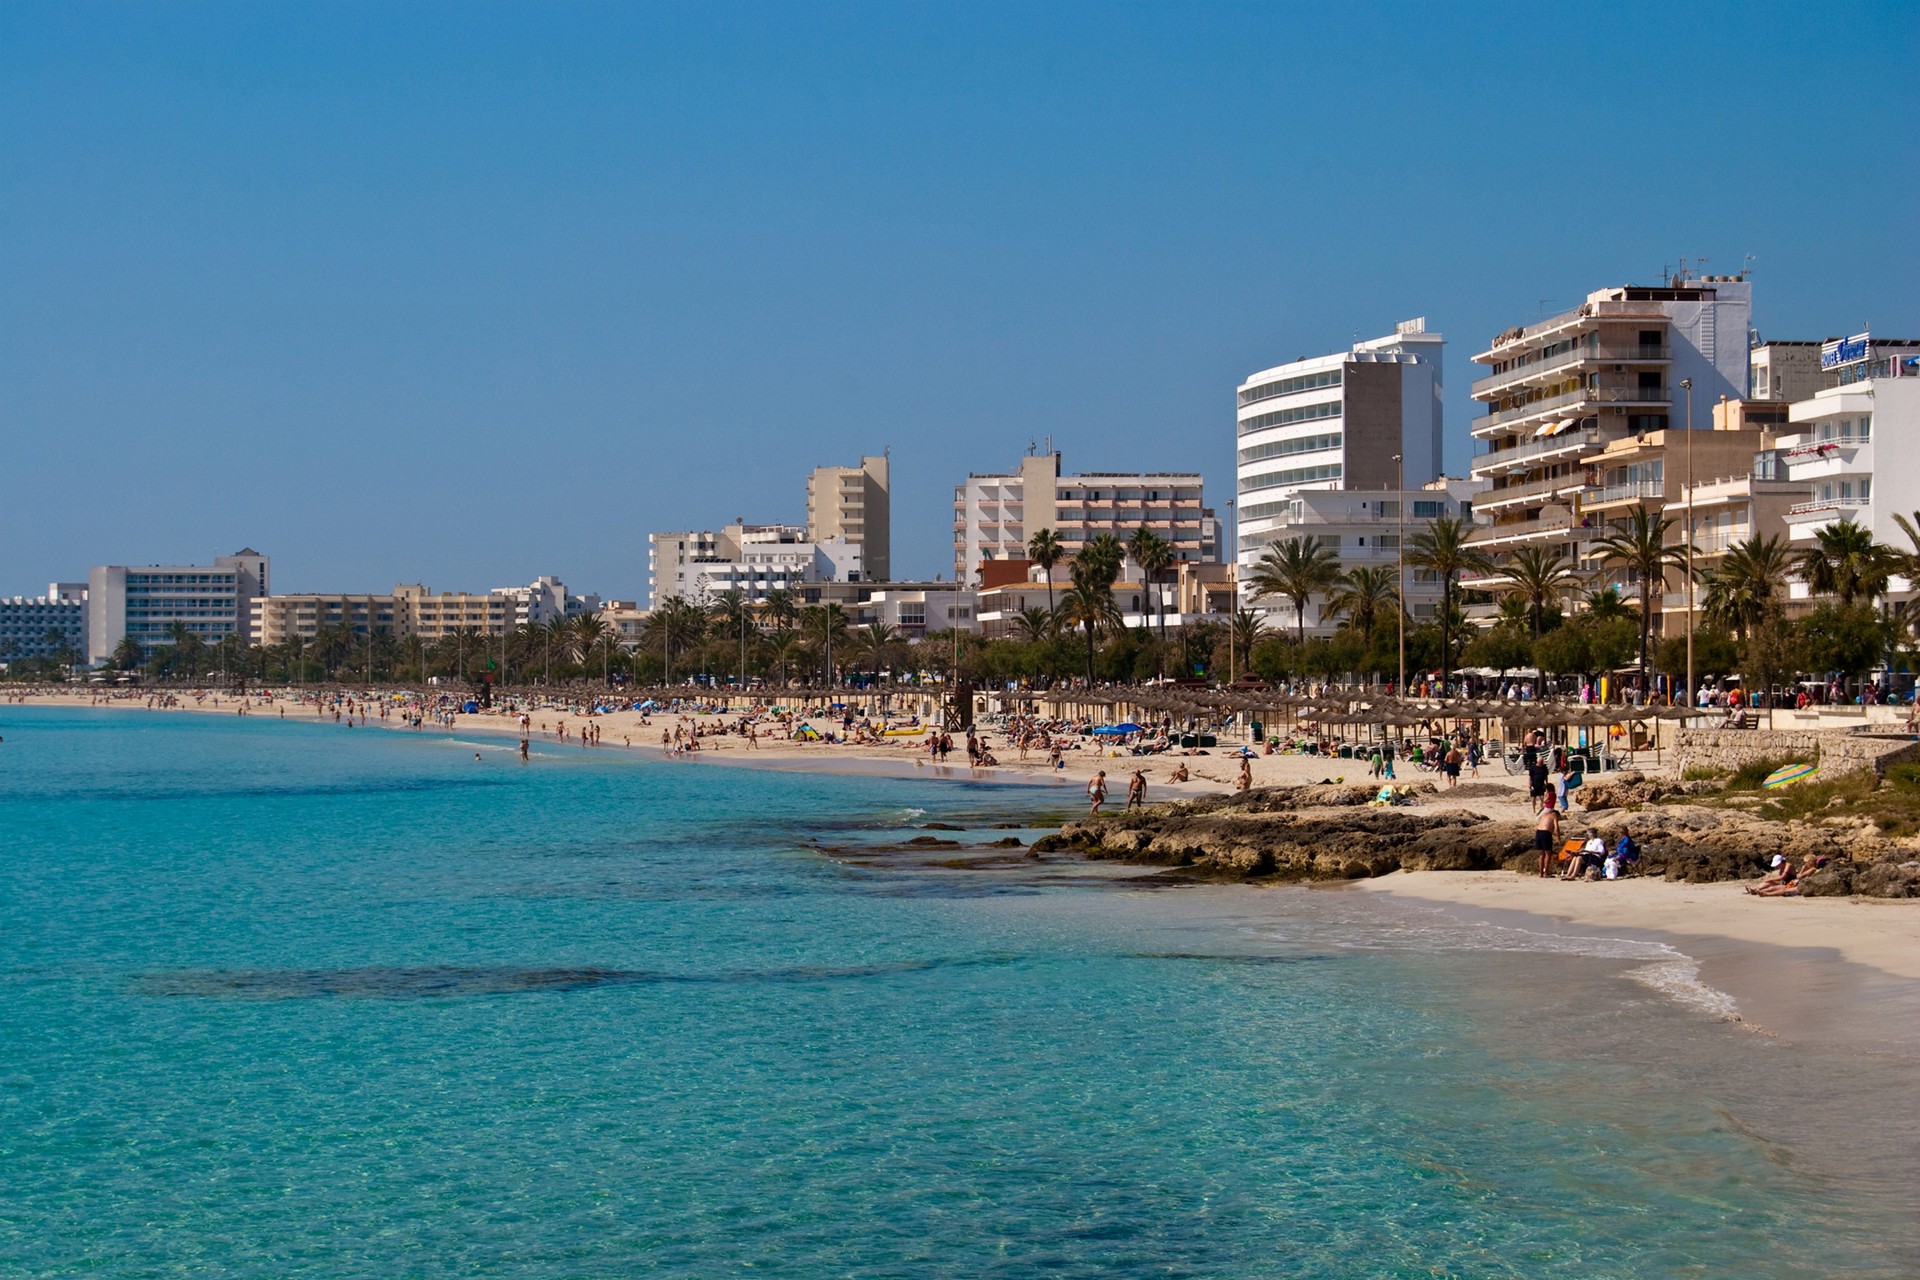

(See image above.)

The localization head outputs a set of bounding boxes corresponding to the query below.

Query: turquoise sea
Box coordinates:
[2,706,1914,1278]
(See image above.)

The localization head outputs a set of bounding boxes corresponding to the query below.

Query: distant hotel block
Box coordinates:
[86,549,268,666]
[807,454,891,583]
[0,583,88,664]
[954,451,1211,586]
[1465,276,1751,572]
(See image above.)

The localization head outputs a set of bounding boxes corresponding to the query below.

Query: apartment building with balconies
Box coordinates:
[1243,478,1485,633]
[1777,339,1920,600]
[953,451,1205,586]
[1465,276,1752,580]
[806,454,891,583]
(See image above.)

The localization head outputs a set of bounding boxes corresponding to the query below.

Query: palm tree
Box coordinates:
[1011,605,1055,644]
[1057,579,1122,687]
[1591,507,1688,694]
[850,622,899,683]
[1247,536,1341,643]
[1583,585,1630,621]
[572,613,612,685]
[1027,528,1064,616]
[111,633,143,671]
[801,603,849,687]
[643,597,706,684]
[1700,533,1792,641]
[1794,518,1893,606]
[1324,565,1398,647]
[1502,546,1578,640]
[765,626,803,688]
[762,588,799,630]
[1230,608,1267,665]
[1128,527,1176,646]
[1078,532,1127,586]
[708,589,752,688]
[1406,515,1492,690]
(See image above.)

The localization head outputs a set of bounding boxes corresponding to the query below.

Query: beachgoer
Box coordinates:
[1126,770,1147,811]
[1534,800,1561,878]
[1088,771,1108,815]
[1169,762,1190,783]
[1236,757,1252,792]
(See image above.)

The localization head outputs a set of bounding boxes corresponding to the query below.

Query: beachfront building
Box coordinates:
[597,601,650,648]
[973,557,1236,637]
[0,583,87,665]
[807,454,891,582]
[647,523,864,608]
[391,584,513,640]
[953,451,1206,586]
[858,583,978,637]
[1464,275,1753,586]
[86,549,269,665]
[491,576,602,628]
[1239,480,1484,634]
[251,594,402,647]
[1777,338,1920,601]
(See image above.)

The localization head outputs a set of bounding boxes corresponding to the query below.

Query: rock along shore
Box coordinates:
[1029,779,1920,897]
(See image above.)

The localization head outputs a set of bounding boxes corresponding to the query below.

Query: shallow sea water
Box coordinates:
[1,707,1914,1278]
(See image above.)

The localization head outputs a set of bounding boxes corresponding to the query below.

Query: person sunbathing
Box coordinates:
[1745,855,1797,895]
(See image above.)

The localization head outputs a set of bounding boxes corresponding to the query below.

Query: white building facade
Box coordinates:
[1777,338,1920,599]
[0,583,87,664]
[648,524,864,608]
[1234,320,1445,593]
[953,452,1207,585]
[87,549,268,665]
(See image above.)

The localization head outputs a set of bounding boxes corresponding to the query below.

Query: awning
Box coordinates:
[1533,417,1575,438]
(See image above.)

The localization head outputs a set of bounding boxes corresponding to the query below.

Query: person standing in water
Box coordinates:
[1087,770,1108,815]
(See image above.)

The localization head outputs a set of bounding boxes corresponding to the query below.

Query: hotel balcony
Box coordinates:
[1469,344,1669,398]
[1783,495,1870,539]
[1583,478,1666,512]
[1470,425,1609,478]
[1781,438,1871,481]
[1472,385,1672,439]
[1474,472,1588,514]
[1464,511,1603,556]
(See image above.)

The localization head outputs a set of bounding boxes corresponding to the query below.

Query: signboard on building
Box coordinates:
[1821,331,1872,370]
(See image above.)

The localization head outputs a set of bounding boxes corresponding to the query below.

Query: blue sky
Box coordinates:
[3,1,1915,598]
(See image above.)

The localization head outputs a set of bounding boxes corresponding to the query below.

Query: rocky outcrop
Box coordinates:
[1028,784,1917,895]
[1577,772,1722,811]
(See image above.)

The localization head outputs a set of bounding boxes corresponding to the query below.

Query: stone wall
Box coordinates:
[1677,728,1920,778]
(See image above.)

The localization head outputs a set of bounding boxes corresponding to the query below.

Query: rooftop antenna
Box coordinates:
[1742,253,1756,280]
[1027,438,1037,456]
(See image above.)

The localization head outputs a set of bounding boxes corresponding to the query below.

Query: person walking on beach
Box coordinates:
[1237,756,1252,793]
[1087,770,1108,815]
[1534,799,1561,878]
[1126,770,1147,811]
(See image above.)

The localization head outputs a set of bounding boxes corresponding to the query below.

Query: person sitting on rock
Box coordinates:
[1745,854,1797,896]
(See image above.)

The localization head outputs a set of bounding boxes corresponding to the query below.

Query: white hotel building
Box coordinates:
[1777,335,1920,600]
[1234,320,1445,600]
[86,549,269,665]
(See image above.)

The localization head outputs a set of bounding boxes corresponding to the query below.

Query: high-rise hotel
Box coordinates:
[1233,319,1445,589]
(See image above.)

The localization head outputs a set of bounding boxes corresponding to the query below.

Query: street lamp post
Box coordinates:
[1392,454,1405,696]
[1682,378,1695,710]
[1226,498,1237,685]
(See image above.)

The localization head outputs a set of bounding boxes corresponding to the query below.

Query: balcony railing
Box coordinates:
[1586,479,1665,505]
[1471,344,1670,397]
[1787,496,1870,518]
[1470,426,1608,476]
[1475,473,1587,511]
[1466,514,1605,549]
[1475,385,1673,434]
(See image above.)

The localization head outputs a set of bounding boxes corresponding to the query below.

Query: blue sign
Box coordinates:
[1821,332,1871,369]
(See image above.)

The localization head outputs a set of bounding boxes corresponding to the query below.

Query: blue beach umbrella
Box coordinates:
[1092,722,1144,736]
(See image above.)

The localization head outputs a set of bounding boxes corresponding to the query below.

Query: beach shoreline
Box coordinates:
[10,691,1917,1045]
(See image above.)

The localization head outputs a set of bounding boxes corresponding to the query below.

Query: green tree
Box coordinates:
[801,603,850,687]
[573,613,613,685]
[1011,606,1055,644]
[111,634,144,671]
[1247,536,1341,643]
[1799,602,1888,689]
[1128,526,1176,649]
[1503,546,1578,640]
[1592,506,1687,695]
[1325,565,1398,648]
[1027,528,1064,616]
[1699,533,1793,642]
[1794,519,1893,606]
[1406,515,1492,689]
